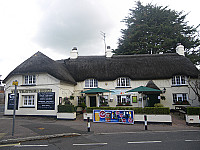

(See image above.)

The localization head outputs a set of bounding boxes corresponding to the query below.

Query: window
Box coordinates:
[173,93,189,104]
[117,95,131,105]
[117,77,130,87]
[172,76,186,85]
[24,75,36,85]
[23,95,35,106]
[77,96,86,106]
[100,95,108,106]
[85,79,98,88]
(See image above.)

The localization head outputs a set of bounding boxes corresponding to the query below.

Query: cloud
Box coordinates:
[33,0,115,55]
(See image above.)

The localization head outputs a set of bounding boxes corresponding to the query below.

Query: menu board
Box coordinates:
[7,93,19,110]
[93,110,134,124]
[37,92,55,110]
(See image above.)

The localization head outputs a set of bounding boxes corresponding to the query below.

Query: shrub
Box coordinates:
[58,104,75,113]
[187,107,200,115]
[154,103,164,107]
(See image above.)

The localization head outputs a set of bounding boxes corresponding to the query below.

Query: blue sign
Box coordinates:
[93,110,134,124]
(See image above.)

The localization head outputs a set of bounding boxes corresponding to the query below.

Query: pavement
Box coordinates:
[0,105,199,144]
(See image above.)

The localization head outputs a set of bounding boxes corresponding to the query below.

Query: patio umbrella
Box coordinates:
[81,87,113,94]
[126,86,161,93]
[126,86,161,108]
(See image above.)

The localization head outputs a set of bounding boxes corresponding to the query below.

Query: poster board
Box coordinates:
[7,93,19,110]
[37,92,55,110]
[93,110,134,124]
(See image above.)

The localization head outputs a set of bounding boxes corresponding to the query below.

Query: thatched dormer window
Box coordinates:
[24,75,36,85]
[85,78,98,88]
[117,77,130,87]
[172,76,187,86]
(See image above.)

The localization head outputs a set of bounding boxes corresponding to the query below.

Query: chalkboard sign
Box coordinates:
[37,92,55,110]
[7,93,19,110]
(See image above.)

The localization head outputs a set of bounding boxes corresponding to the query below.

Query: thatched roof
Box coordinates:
[63,53,199,82]
[3,52,76,84]
[4,52,199,84]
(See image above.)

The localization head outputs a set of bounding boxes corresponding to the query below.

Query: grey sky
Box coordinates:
[0,0,199,80]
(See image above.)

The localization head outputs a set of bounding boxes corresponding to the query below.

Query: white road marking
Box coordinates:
[185,140,200,142]
[0,143,20,147]
[97,130,200,135]
[73,143,108,146]
[128,141,162,144]
[15,144,48,147]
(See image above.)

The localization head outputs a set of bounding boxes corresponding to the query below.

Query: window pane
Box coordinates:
[117,78,120,86]
[176,76,180,84]
[181,76,185,84]
[121,78,125,86]
[125,78,130,86]
[173,94,177,102]
[33,75,36,84]
[25,76,28,84]
[172,76,176,85]
[94,79,98,87]
[117,96,121,103]
[183,94,187,101]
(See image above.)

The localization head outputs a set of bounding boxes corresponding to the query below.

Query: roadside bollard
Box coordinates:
[87,117,90,132]
[144,115,147,130]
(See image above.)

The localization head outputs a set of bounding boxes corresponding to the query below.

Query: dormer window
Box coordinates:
[172,76,186,86]
[24,75,36,85]
[117,77,130,87]
[85,79,98,88]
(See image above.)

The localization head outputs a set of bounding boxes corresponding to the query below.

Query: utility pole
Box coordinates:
[100,31,106,53]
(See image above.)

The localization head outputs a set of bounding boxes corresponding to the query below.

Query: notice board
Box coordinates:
[37,92,55,110]
[7,93,19,110]
[93,110,134,124]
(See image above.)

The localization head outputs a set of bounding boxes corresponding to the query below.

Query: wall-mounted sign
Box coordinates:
[132,96,137,103]
[7,93,19,110]
[11,89,52,94]
[93,110,134,124]
[37,92,55,110]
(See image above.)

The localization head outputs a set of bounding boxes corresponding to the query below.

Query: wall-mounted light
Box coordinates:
[162,88,166,93]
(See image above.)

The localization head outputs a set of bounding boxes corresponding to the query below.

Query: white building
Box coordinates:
[3,45,200,116]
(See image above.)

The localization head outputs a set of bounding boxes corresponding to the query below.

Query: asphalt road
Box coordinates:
[1,130,200,150]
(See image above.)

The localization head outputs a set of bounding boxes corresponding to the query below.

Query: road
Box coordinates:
[0,130,200,150]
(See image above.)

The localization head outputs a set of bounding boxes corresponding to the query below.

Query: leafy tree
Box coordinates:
[114,1,200,65]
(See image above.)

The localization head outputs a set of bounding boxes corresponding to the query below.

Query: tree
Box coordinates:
[188,76,200,102]
[114,1,200,65]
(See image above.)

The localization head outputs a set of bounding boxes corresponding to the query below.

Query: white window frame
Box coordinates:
[85,79,98,88]
[117,77,130,87]
[23,95,35,107]
[117,95,131,104]
[24,75,36,85]
[173,93,188,102]
[77,96,86,106]
[172,75,187,86]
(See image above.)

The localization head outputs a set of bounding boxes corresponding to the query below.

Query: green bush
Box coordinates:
[187,107,200,115]
[86,107,170,114]
[58,104,75,113]
[154,103,164,107]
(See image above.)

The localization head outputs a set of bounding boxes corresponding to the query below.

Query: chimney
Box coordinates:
[176,43,185,56]
[105,46,113,58]
[70,47,78,59]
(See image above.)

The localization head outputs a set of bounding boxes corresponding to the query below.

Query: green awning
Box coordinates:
[126,86,161,93]
[81,88,113,94]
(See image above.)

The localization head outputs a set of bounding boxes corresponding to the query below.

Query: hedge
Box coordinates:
[187,107,200,115]
[86,107,170,114]
[58,104,75,113]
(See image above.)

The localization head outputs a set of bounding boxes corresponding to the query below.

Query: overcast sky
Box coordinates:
[0,0,199,80]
